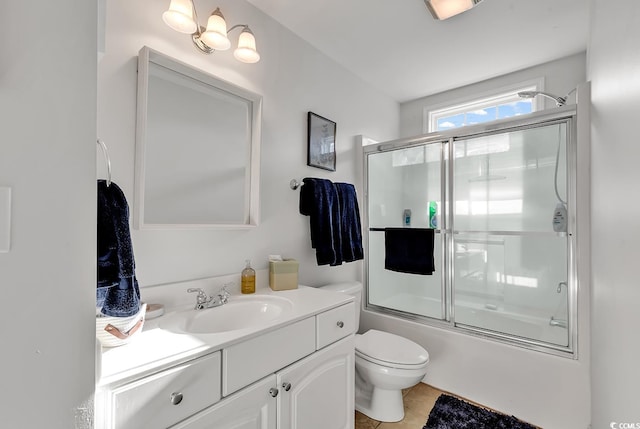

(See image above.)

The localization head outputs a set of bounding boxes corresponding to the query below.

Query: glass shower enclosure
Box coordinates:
[364,108,577,355]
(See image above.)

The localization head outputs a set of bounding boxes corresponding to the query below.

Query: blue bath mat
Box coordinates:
[424,394,537,429]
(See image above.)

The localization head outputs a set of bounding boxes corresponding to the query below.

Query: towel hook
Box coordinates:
[97,139,112,187]
[290,179,302,190]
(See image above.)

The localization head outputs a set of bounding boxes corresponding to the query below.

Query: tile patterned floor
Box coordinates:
[354,383,443,429]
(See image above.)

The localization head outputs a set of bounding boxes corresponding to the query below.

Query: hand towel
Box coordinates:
[299,177,342,265]
[384,227,435,275]
[97,180,141,317]
[334,182,364,263]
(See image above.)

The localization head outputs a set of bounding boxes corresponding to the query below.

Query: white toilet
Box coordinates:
[320,281,429,423]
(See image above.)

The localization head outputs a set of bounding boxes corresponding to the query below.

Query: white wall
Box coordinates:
[588,0,640,427]
[0,1,97,428]
[360,55,591,429]
[98,0,399,289]
[399,52,586,138]
[8,1,640,427]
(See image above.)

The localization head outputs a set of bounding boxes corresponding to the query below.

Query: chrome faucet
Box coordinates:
[187,285,231,310]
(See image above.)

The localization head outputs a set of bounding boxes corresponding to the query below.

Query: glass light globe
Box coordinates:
[200,9,231,50]
[234,28,260,63]
[162,0,197,34]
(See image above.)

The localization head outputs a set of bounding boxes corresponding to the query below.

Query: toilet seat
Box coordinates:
[355,330,429,370]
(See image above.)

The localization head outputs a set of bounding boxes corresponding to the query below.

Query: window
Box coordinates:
[426,82,542,133]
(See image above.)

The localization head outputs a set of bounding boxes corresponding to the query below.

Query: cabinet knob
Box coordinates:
[282,382,292,392]
[269,388,279,398]
[170,392,184,405]
[336,321,344,328]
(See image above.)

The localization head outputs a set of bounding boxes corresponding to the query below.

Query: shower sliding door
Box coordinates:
[364,110,577,355]
[452,123,570,347]
[366,143,445,320]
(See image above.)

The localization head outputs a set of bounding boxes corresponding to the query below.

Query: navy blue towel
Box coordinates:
[384,228,435,275]
[335,183,363,263]
[300,178,342,265]
[97,180,141,317]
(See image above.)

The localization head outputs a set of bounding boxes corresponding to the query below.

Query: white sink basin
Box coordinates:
[161,295,294,334]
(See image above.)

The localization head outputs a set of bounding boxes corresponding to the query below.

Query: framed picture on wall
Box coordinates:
[307,111,336,171]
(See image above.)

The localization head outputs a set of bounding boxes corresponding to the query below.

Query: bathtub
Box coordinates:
[373,293,568,347]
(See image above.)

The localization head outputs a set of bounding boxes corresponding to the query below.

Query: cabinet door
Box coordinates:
[171,375,277,429]
[277,335,354,429]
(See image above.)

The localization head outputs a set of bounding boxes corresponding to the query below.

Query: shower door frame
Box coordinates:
[362,105,579,358]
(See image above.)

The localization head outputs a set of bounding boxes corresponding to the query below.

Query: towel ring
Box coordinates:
[97,139,112,187]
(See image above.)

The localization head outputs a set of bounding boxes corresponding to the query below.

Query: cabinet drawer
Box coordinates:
[316,303,355,349]
[223,317,315,396]
[110,352,221,429]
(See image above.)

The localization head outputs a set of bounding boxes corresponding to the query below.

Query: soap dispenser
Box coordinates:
[241,259,256,294]
[552,203,568,233]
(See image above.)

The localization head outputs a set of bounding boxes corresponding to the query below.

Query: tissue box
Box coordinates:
[269,259,299,291]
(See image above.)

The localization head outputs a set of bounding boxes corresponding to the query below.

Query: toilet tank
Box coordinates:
[319,281,362,330]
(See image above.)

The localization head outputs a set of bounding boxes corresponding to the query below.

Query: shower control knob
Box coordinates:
[336,321,344,328]
[269,388,279,397]
[282,382,292,391]
[170,392,184,405]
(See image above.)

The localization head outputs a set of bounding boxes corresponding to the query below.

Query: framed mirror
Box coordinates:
[134,46,261,229]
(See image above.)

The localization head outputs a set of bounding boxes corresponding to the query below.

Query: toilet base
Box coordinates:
[355,384,405,422]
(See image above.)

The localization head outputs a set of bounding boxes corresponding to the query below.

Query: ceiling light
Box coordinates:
[424,0,483,20]
[163,1,260,63]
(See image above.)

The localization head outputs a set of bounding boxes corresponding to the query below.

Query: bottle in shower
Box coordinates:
[403,209,411,227]
[429,201,438,229]
[241,259,256,294]
[552,203,567,233]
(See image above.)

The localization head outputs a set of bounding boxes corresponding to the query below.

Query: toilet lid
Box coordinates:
[355,330,429,367]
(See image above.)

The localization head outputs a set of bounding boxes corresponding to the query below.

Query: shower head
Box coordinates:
[517,89,576,107]
[517,91,567,107]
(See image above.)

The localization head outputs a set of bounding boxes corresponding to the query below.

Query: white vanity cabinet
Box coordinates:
[173,335,354,429]
[97,297,355,429]
[174,302,355,429]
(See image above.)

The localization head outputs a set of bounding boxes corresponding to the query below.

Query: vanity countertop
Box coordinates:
[98,285,353,387]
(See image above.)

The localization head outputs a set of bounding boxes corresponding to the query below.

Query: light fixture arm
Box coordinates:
[192,26,214,54]
[190,1,202,34]
[192,23,250,54]
[227,24,249,33]
[190,6,219,54]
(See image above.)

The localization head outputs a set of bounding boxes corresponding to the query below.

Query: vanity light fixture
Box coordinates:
[424,0,484,20]
[162,0,260,63]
